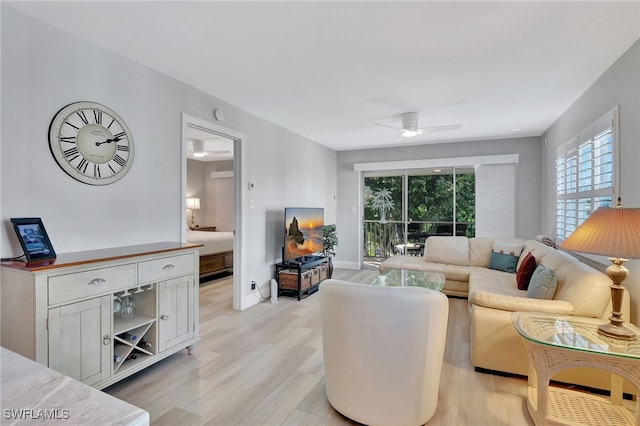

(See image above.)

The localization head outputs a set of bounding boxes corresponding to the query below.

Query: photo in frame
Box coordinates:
[10,218,57,262]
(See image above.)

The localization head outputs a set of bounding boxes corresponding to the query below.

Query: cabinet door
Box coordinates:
[158,275,194,352]
[48,295,111,386]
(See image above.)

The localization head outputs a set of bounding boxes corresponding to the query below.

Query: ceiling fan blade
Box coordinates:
[418,123,462,134]
[374,122,402,131]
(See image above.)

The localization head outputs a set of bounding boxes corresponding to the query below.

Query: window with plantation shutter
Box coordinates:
[555,108,618,242]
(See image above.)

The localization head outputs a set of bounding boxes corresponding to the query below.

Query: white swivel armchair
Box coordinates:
[319,279,449,426]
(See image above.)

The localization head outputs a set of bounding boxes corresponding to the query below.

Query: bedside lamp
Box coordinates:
[186,197,200,229]
[560,198,640,340]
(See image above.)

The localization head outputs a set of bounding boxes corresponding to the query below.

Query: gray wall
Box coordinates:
[541,40,640,323]
[1,7,337,306]
[336,137,542,268]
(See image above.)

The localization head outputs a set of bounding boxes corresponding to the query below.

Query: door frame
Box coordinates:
[181,113,248,311]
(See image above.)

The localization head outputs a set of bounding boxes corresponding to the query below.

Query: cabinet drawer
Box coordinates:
[138,253,194,283]
[49,264,136,305]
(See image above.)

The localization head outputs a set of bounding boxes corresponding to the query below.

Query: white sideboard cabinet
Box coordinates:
[0,242,202,390]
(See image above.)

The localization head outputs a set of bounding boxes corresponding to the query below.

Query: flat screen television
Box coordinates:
[284,207,324,262]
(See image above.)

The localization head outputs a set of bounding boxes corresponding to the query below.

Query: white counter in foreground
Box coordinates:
[0,347,149,425]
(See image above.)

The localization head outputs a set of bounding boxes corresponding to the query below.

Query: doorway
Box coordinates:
[181,114,247,311]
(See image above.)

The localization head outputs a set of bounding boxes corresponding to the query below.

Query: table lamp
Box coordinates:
[560,198,640,340]
[186,197,200,229]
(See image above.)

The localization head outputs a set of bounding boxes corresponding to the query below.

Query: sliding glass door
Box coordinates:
[363,167,475,268]
[363,172,404,263]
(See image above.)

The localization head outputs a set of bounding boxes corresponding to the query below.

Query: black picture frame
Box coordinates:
[10,218,57,262]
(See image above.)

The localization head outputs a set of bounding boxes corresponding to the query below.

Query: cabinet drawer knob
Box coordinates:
[160,314,169,321]
[103,335,111,345]
[162,264,175,270]
[89,278,106,286]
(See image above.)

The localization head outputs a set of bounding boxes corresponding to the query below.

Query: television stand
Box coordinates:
[275,256,329,300]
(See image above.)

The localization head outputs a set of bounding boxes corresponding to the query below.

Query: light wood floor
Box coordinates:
[105,269,534,425]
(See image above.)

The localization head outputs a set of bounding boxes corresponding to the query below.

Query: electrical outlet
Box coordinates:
[251,281,256,290]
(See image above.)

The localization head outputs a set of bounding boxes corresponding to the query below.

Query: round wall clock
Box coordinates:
[48,101,135,185]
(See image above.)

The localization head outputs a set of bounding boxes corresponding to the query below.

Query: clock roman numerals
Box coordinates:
[117,144,129,152]
[94,164,101,178]
[63,147,79,160]
[65,121,80,131]
[60,136,76,143]
[77,111,89,125]
[93,110,102,125]
[76,158,89,174]
[112,154,127,168]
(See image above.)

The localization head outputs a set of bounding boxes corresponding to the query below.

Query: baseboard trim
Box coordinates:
[333,260,360,270]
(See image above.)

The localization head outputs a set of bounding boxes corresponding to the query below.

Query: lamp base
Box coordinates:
[597,258,636,341]
[598,322,636,341]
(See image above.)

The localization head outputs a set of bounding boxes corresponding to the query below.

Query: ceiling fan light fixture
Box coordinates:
[402,129,419,137]
[192,139,207,157]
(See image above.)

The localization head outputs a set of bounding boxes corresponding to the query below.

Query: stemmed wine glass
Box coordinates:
[113,296,123,316]
[121,295,134,318]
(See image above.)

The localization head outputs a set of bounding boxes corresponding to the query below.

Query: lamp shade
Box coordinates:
[560,205,640,259]
[186,197,201,210]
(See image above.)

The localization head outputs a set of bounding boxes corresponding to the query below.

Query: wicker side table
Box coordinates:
[512,312,640,426]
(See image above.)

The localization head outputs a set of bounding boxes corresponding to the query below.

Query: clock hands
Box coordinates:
[95,136,122,146]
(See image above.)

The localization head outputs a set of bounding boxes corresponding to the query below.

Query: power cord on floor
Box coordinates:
[252,282,269,302]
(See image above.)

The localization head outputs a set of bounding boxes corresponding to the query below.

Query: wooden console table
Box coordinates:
[512,312,640,426]
[1,242,202,390]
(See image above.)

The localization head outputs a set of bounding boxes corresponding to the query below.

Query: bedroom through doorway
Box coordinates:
[183,118,238,307]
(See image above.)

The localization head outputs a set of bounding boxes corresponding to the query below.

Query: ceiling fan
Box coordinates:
[189,139,232,158]
[376,112,462,138]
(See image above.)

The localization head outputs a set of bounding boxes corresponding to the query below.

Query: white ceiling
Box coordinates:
[8,1,640,151]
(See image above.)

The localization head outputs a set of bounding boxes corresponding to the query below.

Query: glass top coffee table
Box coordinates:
[512,312,640,425]
[371,269,445,292]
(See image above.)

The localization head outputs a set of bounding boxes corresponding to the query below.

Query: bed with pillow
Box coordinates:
[186,230,234,279]
[379,236,630,393]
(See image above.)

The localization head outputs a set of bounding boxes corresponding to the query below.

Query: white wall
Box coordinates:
[186,159,206,227]
[336,137,542,268]
[205,160,234,231]
[1,7,337,306]
[541,40,640,324]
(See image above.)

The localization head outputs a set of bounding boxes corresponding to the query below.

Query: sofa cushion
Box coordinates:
[469,291,574,315]
[443,264,471,282]
[469,238,495,267]
[517,240,551,271]
[527,265,558,299]
[469,238,526,267]
[379,255,432,273]
[552,252,612,318]
[424,236,469,266]
[469,268,523,298]
[516,252,537,290]
[492,241,524,257]
[488,252,519,273]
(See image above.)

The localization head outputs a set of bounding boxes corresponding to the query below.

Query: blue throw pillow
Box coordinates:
[488,252,519,273]
[527,265,558,299]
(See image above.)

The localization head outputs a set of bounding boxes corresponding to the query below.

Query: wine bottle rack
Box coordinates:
[112,286,157,374]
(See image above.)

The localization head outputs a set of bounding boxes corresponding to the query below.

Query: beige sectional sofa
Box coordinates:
[379,236,630,392]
